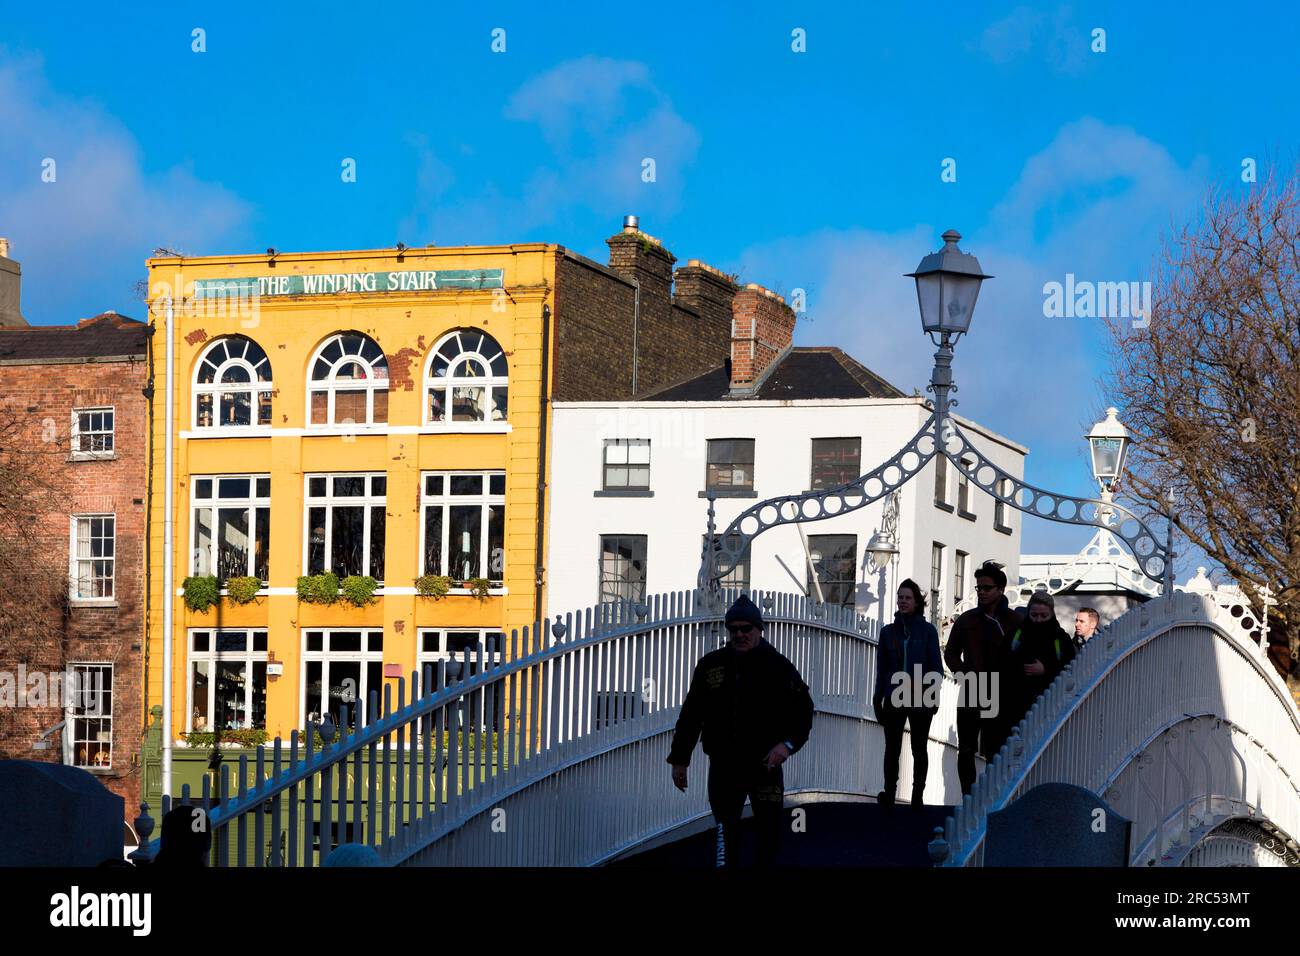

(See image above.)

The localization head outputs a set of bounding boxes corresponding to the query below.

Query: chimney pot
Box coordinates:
[0,238,9,259]
[623,215,640,233]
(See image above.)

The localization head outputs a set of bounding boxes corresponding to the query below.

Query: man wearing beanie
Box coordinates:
[668,593,814,867]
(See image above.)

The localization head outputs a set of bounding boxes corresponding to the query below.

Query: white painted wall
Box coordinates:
[546,397,1026,632]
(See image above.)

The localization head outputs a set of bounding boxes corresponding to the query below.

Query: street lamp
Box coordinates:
[1086,407,1132,497]
[866,491,900,573]
[866,530,899,573]
[906,229,993,344]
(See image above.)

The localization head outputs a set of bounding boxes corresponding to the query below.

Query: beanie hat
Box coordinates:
[724,594,764,629]
[1027,590,1055,611]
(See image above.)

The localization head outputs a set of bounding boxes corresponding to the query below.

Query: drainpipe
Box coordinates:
[630,279,640,397]
[533,303,552,634]
[162,294,175,800]
[141,323,156,733]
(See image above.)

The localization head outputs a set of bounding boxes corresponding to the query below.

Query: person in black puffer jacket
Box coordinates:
[1005,591,1076,734]
[668,594,814,867]
[872,579,942,811]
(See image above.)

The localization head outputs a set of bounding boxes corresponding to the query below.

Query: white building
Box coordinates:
[546,286,1027,631]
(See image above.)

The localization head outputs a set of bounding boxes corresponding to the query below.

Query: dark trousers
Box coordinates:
[879,701,935,801]
[707,756,785,867]
[956,705,1009,795]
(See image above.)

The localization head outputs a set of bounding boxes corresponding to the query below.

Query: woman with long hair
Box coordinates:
[872,579,943,810]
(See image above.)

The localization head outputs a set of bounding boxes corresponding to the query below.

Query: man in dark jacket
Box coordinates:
[943,562,1022,796]
[1006,591,1076,730]
[668,594,814,867]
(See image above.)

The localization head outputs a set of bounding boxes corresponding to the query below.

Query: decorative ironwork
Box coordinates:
[699,327,1173,591]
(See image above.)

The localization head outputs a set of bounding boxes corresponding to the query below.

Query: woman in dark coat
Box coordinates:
[1005,591,1076,733]
[872,579,943,810]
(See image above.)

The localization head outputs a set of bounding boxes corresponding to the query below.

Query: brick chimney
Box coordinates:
[673,258,737,333]
[729,283,795,394]
[0,238,28,328]
[607,215,676,318]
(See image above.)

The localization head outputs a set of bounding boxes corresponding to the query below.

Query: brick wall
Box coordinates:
[0,351,150,818]
[551,228,736,401]
[729,284,796,392]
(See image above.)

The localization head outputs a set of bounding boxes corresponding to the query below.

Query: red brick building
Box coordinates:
[0,310,151,819]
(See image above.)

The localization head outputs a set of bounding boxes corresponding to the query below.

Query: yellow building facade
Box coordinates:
[144,244,556,741]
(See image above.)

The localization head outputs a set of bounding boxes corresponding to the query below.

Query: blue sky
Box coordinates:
[2,1,1296,562]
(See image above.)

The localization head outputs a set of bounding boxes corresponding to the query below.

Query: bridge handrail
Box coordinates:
[941,591,1300,866]
[147,588,886,865]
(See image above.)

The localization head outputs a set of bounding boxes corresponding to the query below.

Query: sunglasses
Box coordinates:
[975,584,999,592]
[727,624,755,635]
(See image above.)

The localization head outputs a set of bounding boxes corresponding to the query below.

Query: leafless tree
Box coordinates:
[1106,166,1300,701]
[0,408,72,663]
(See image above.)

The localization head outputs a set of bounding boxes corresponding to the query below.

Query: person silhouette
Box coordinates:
[667,594,814,867]
[151,805,212,867]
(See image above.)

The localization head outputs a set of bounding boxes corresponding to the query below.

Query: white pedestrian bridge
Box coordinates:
[146,590,1300,868]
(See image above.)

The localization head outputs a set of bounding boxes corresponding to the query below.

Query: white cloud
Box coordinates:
[0,50,252,322]
[976,5,1090,75]
[399,57,700,244]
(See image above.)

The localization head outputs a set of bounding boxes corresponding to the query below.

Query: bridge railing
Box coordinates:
[940,592,1300,866]
[146,588,929,867]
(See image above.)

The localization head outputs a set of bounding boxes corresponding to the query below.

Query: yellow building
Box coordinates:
[144,244,558,744]
[142,223,739,765]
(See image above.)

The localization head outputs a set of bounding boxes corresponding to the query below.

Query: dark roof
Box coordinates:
[0,313,150,363]
[643,347,905,401]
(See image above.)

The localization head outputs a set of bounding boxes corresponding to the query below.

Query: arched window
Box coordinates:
[425,330,508,424]
[308,333,389,426]
[194,336,273,428]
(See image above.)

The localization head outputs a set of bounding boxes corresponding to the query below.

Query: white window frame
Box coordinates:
[957,456,974,517]
[419,471,505,586]
[192,335,273,430]
[301,629,385,727]
[930,542,945,625]
[70,406,115,460]
[307,333,389,428]
[995,477,1013,531]
[602,439,651,491]
[599,533,649,605]
[304,473,387,582]
[65,662,113,769]
[186,629,269,733]
[190,474,271,582]
[69,514,115,603]
[424,329,509,425]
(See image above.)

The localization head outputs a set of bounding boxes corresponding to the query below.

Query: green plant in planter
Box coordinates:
[415,574,453,599]
[296,572,340,604]
[183,728,267,748]
[226,576,261,604]
[340,575,379,606]
[182,575,219,612]
[465,577,492,600]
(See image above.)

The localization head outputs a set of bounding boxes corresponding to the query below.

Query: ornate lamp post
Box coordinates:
[1018,408,1152,601]
[699,230,1172,600]
[866,491,901,620]
[1086,407,1132,522]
